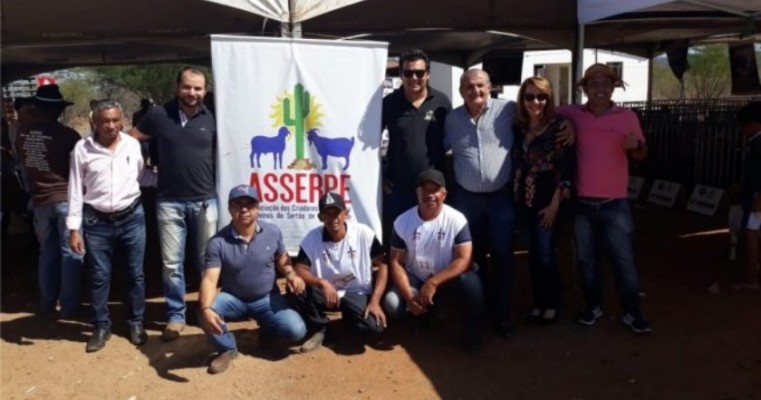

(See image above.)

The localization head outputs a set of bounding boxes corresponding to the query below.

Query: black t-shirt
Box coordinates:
[382,87,451,192]
[137,100,216,200]
[742,133,761,207]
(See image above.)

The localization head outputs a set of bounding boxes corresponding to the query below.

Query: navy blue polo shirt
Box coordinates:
[382,87,452,192]
[204,221,286,301]
[137,99,216,200]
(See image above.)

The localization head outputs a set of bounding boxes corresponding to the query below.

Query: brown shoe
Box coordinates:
[208,350,238,374]
[162,322,185,341]
[299,328,325,353]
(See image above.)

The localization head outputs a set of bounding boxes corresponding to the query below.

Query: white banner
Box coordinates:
[211,35,387,253]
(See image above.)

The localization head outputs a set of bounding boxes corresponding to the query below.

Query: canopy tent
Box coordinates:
[578,0,761,55]
[1,0,759,82]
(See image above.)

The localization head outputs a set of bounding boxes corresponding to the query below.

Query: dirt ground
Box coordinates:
[2,205,761,400]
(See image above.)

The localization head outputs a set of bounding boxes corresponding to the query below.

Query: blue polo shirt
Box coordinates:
[137,99,216,201]
[204,221,286,301]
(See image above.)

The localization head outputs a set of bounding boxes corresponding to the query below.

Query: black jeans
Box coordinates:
[291,286,384,336]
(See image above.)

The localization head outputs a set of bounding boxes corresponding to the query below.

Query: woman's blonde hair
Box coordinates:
[515,76,556,129]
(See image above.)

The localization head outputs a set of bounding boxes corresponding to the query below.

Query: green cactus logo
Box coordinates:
[270,83,324,170]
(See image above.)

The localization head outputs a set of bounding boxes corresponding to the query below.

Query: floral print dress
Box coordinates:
[512,117,575,211]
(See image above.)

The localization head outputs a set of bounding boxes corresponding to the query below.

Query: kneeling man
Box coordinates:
[199,185,306,374]
[384,169,485,351]
[293,192,388,352]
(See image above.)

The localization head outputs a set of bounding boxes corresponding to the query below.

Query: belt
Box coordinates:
[456,182,512,195]
[577,196,615,205]
[92,198,140,221]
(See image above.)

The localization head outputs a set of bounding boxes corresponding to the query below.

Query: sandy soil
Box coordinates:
[2,206,761,400]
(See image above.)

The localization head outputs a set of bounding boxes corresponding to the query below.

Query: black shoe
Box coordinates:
[493,321,516,338]
[86,328,111,353]
[522,308,543,324]
[129,324,148,346]
[463,333,482,353]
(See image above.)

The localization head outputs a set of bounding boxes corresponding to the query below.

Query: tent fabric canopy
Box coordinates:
[579,0,761,23]
[1,0,759,81]
[201,0,365,23]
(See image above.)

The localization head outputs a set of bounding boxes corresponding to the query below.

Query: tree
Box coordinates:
[651,61,682,100]
[651,44,761,100]
[683,44,731,99]
[85,64,212,104]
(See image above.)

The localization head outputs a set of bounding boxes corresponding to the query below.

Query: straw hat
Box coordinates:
[576,63,624,88]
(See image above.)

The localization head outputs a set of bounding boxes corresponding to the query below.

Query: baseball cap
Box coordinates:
[417,169,446,188]
[318,192,347,213]
[228,184,259,203]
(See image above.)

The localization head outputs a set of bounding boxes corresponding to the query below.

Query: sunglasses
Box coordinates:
[523,93,549,102]
[402,69,427,79]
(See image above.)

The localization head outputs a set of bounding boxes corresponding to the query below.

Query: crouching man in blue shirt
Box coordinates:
[198,185,307,374]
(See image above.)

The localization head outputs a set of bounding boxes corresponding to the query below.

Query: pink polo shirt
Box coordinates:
[556,104,645,198]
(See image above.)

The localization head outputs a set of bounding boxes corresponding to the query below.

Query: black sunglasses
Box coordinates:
[523,93,549,102]
[402,69,427,79]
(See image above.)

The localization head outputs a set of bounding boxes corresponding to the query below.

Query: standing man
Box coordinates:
[382,49,452,242]
[129,67,218,341]
[199,185,306,374]
[14,84,83,318]
[736,102,761,289]
[131,98,152,127]
[383,169,484,351]
[292,192,388,353]
[556,63,651,334]
[443,69,516,337]
[67,100,156,352]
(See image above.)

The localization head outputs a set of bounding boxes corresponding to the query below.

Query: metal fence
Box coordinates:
[623,98,761,189]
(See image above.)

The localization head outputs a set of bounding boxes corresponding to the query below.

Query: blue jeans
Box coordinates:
[33,201,83,315]
[522,207,561,310]
[383,188,418,247]
[574,198,643,317]
[452,186,515,324]
[156,199,218,323]
[83,204,146,329]
[384,269,484,342]
[207,291,306,353]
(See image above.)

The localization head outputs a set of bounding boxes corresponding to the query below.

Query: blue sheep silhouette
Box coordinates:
[250,127,289,169]
[307,128,354,171]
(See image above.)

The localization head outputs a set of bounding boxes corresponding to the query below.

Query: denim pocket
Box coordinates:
[83,210,99,226]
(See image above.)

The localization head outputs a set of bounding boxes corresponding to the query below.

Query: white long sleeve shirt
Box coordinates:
[66,132,156,230]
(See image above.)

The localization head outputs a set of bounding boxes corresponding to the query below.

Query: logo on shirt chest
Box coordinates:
[424,110,436,121]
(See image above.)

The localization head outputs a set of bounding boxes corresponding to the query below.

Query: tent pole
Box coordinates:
[573,23,585,104]
[647,45,655,105]
[281,0,302,38]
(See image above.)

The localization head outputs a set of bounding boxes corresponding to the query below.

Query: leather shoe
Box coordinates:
[129,324,148,346]
[162,322,185,342]
[493,321,516,338]
[208,350,238,374]
[86,328,111,353]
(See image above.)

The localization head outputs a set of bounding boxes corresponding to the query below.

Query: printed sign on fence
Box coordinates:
[647,179,681,207]
[686,185,724,216]
[628,176,646,200]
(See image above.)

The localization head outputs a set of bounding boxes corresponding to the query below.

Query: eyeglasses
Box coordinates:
[523,93,549,102]
[402,69,427,79]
